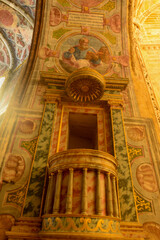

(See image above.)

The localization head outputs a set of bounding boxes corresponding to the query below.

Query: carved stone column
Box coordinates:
[53,170,62,214]
[96,170,102,215]
[44,173,55,214]
[112,176,119,218]
[81,168,88,215]
[66,168,73,214]
[106,172,113,217]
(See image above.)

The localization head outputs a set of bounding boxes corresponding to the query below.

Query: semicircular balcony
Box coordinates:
[41,149,120,238]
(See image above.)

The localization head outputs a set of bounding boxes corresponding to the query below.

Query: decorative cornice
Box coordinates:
[40,71,128,103]
[104,77,128,91]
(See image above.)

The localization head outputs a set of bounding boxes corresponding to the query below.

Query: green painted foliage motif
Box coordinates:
[57,0,71,7]
[112,109,137,222]
[53,28,71,39]
[23,103,56,217]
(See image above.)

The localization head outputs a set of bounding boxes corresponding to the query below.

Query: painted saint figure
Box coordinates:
[63,37,101,69]
[38,35,129,74]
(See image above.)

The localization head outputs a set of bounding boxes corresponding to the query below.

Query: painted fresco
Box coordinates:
[0,1,35,121]
[111,109,137,222]
[0,113,41,217]
[39,33,128,75]
[38,0,129,77]
[59,35,111,74]
[125,119,160,225]
[68,0,105,8]
[0,1,160,238]
[0,3,33,68]
[23,103,56,217]
[15,0,36,18]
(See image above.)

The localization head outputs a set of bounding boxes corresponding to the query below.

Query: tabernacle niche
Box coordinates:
[68,113,98,149]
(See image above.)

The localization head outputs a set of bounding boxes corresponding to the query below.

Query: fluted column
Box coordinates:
[66,168,73,214]
[53,170,62,213]
[112,177,119,217]
[96,170,102,215]
[81,168,88,214]
[106,173,113,217]
[44,173,55,214]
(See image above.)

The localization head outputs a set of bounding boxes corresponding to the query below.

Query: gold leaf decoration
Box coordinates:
[135,191,152,213]
[42,217,120,233]
[127,145,143,162]
[21,138,37,157]
[4,184,27,208]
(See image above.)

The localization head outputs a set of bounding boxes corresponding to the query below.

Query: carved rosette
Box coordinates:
[65,68,105,102]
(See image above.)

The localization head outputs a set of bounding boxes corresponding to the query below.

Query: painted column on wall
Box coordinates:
[23,102,56,217]
[110,102,138,222]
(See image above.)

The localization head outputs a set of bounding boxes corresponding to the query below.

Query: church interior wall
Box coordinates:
[0,0,160,239]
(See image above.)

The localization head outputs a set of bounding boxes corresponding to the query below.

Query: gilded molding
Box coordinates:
[108,100,123,109]
[48,149,117,175]
[40,71,128,103]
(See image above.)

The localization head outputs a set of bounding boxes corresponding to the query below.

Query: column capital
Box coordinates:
[83,168,88,171]
[108,99,124,109]
[69,168,73,172]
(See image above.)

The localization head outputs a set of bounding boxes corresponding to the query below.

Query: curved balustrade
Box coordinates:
[43,149,120,218]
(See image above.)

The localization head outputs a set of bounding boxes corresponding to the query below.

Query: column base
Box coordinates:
[120,222,147,240]
[6,217,41,240]
[6,217,148,240]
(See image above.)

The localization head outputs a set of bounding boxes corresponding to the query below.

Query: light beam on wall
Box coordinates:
[0,77,5,89]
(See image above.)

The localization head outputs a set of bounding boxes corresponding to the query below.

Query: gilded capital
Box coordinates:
[108,99,123,109]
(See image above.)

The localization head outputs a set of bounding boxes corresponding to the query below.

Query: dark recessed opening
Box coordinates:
[68,113,98,150]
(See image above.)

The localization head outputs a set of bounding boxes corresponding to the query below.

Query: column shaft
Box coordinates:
[44,173,55,214]
[106,173,113,217]
[96,170,102,215]
[81,168,87,214]
[66,168,73,214]
[112,177,119,217]
[53,170,62,213]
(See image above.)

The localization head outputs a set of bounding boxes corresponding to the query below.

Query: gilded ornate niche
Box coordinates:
[65,68,105,102]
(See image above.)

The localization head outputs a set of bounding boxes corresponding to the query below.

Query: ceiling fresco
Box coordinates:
[0,1,34,75]
[0,0,36,115]
[37,0,129,79]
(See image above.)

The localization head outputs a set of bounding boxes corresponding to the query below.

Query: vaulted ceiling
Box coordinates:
[0,0,35,77]
[0,0,36,114]
[131,0,160,125]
